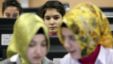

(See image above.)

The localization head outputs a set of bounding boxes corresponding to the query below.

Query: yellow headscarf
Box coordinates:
[7,13,49,64]
[58,3,113,56]
[74,3,113,48]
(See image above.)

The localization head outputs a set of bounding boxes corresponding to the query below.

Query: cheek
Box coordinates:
[41,47,48,55]
[44,19,49,22]
[27,47,34,53]
[26,48,34,58]
[72,43,81,50]
[15,10,19,13]
[45,21,50,26]
[56,18,62,24]
[41,47,47,52]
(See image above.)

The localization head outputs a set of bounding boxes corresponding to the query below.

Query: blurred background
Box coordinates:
[0,0,113,61]
[0,0,113,17]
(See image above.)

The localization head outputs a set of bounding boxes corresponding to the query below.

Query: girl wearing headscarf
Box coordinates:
[57,3,113,64]
[1,13,52,64]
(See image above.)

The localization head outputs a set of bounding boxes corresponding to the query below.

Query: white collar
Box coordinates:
[10,54,21,64]
[60,53,80,64]
[95,46,106,64]
[10,54,19,62]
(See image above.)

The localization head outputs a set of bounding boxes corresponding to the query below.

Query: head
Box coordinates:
[2,0,22,18]
[58,3,113,59]
[41,1,65,36]
[7,13,49,64]
[27,28,48,64]
[60,23,82,59]
[58,18,95,59]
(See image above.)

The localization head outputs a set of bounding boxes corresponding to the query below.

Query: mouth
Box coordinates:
[50,27,55,30]
[69,50,77,54]
[33,56,42,60]
[49,26,57,29]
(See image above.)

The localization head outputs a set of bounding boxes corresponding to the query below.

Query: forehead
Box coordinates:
[45,8,61,15]
[30,34,47,45]
[4,6,19,12]
[32,34,45,40]
[61,27,74,36]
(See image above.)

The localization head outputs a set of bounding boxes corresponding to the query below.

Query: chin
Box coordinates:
[31,61,41,64]
[51,30,57,33]
[30,59,42,64]
[70,52,81,59]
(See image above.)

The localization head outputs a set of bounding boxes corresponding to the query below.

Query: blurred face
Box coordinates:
[3,6,20,18]
[61,27,81,59]
[44,8,62,35]
[27,34,47,64]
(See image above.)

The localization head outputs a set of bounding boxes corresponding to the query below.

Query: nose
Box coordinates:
[34,45,42,55]
[64,39,70,49]
[49,18,55,25]
[9,15,14,18]
[10,16,13,18]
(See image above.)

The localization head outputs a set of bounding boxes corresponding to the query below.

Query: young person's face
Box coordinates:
[61,27,81,59]
[44,8,62,34]
[3,6,20,18]
[27,34,47,64]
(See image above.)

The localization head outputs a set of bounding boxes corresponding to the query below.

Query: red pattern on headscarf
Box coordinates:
[80,45,101,64]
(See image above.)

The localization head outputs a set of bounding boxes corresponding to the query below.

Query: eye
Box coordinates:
[53,15,60,20]
[29,41,36,47]
[69,35,76,41]
[41,41,47,47]
[13,13,18,18]
[45,16,51,20]
[5,13,10,17]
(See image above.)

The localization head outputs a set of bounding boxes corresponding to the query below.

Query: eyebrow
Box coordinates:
[31,38,47,43]
[45,15,60,17]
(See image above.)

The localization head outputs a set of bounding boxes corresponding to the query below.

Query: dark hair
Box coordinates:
[2,0,22,14]
[36,27,45,34]
[61,22,67,28]
[40,0,66,18]
[36,28,48,47]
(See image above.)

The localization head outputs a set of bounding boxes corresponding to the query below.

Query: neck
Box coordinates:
[70,51,81,60]
[49,31,57,36]
[31,62,41,64]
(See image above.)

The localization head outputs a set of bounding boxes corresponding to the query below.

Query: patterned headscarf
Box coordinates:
[58,3,113,56]
[7,13,49,64]
[75,3,113,48]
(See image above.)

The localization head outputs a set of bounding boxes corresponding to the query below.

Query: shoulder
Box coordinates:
[52,54,70,64]
[98,46,113,59]
[104,47,113,57]
[43,57,53,64]
[1,58,15,64]
[61,53,70,61]
[104,47,113,64]
[1,54,20,64]
[60,53,71,64]
[105,47,113,59]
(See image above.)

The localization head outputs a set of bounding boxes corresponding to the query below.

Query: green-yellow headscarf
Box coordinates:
[7,13,49,64]
[58,3,113,57]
